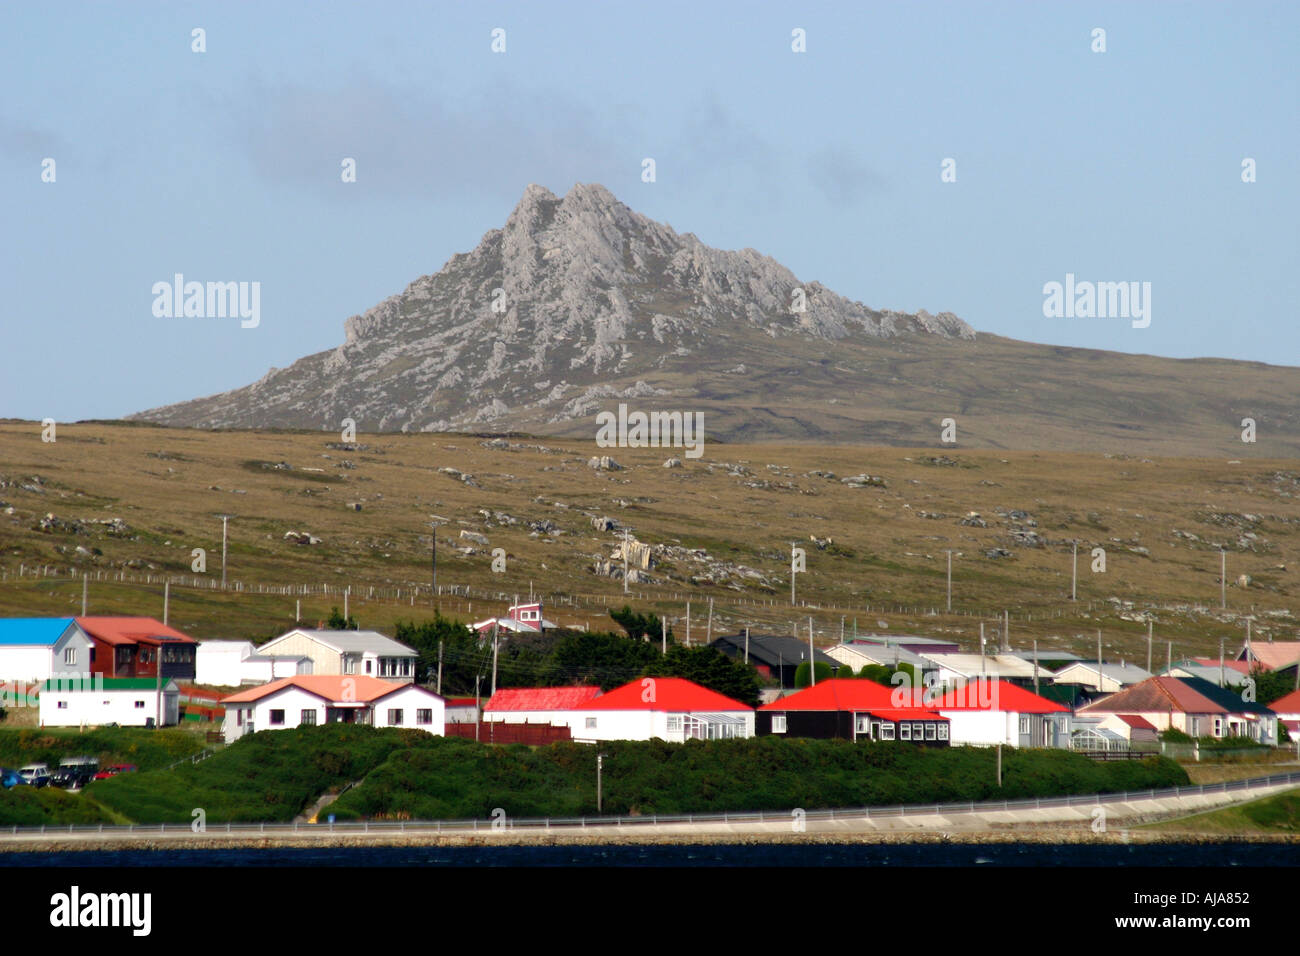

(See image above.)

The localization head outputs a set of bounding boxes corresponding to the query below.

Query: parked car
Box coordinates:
[91,764,137,781]
[51,756,99,789]
[0,767,24,789]
[18,763,52,787]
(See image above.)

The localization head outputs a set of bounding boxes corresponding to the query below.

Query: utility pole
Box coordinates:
[1003,609,1010,653]
[996,743,1002,787]
[1219,637,1225,688]
[744,627,749,664]
[295,598,301,623]
[475,674,481,742]
[219,515,232,590]
[808,617,816,686]
[344,586,349,623]
[686,601,691,647]
[1166,640,1172,673]
[980,622,986,677]
[1072,541,1078,601]
[1033,639,1039,696]
[945,550,953,612]
[436,640,444,695]
[1146,620,1153,674]
[163,579,169,626]
[1221,550,1227,609]
[491,620,500,696]
[623,528,630,595]
[596,754,603,813]
[1097,630,1103,692]
[706,598,713,644]
[81,574,88,616]
[661,617,667,656]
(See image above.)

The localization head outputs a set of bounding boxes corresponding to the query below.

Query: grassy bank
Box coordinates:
[1146,789,1300,835]
[0,726,204,772]
[326,734,1191,821]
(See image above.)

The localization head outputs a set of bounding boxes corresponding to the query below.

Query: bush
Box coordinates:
[794,662,833,688]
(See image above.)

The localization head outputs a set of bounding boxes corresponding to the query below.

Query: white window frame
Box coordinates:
[937,723,949,741]
[64,647,77,665]
[925,723,937,740]
[900,722,912,740]
[881,723,896,741]
[585,717,597,729]
[771,714,787,734]
[666,715,683,733]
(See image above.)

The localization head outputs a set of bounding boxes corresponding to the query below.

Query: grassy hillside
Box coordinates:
[0,726,203,772]
[2,421,1298,668]
[1147,788,1300,834]
[327,735,1190,820]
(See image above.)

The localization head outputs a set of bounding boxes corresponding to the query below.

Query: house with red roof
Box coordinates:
[1268,688,1300,741]
[925,679,1071,748]
[1076,675,1278,743]
[483,686,602,725]
[1237,641,1300,672]
[757,678,949,745]
[77,616,198,682]
[220,675,445,744]
[566,677,754,743]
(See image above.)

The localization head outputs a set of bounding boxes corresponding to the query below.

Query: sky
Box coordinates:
[2,1,1296,421]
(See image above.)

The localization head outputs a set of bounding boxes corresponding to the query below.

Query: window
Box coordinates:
[666,716,682,733]
[64,647,77,665]
[300,709,317,725]
[388,709,403,725]
[585,717,597,729]
[1189,717,1199,736]
[900,722,912,740]
[1019,716,1030,734]
[365,660,373,675]
[416,709,432,725]
[925,723,937,740]
[855,715,869,733]
[134,700,146,709]
[771,714,787,734]
[343,658,356,675]
[57,701,68,709]
[1213,717,1223,737]
[237,709,243,726]
[937,724,949,741]
[269,709,285,726]
[913,723,924,738]
[881,723,896,741]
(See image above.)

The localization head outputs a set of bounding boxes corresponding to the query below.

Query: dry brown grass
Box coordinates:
[1,421,1297,659]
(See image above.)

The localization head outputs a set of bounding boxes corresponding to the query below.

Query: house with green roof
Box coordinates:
[38,676,180,728]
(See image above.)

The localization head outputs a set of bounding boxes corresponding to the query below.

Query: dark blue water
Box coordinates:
[5,842,1297,866]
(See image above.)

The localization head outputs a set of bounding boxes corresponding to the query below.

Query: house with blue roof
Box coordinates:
[0,618,95,684]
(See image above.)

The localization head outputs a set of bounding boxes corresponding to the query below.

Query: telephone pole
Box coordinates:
[945,550,953,612]
[1071,541,1078,601]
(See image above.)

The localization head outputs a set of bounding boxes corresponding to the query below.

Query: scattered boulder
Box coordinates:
[588,456,623,471]
[284,531,321,546]
[663,458,683,468]
[459,530,490,546]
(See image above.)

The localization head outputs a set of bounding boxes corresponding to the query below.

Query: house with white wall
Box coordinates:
[220,675,444,743]
[567,677,754,744]
[1077,675,1278,744]
[1269,688,1300,741]
[40,676,180,728]
[483,686,602,725]
[255,629,417,682]
[926,678,1071,748]
[1050,661,1152,693]
[195,640,311,686]
[0,618,95,684]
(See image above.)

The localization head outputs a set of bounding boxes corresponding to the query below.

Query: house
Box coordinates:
[484,686,603,725]
[920,653,1044,688]
[568,677,753,743]
[76,617,199,682]
[255,629,418,682]
[1049,660,1153,693]
[472,602,556,635]
[823,642,932,680]
[926,679,1071,748]
[444,697,480,724]
[1161,658,1250,689]
[1076,675,1279,744]
[757,678,949,745]
[1238,641,1300,672]
[1268,688,1300,740]
[40,676,180,728]
[0,618,95,684]
[709,633,842,688]
[850,635,961,656]
[220,675,445,744]
[195,640,311,686]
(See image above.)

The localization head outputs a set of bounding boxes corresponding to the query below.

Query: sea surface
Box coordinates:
[5,842,1298,867]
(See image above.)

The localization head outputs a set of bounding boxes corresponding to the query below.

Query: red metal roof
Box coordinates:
[927,679,1069,713]
[759,678,928,712]
[484,686,602,711]
[574,677,751,712]
[77,616,198,647]
[221,675,432,705]
[1191,657,1250,674]
[865,709,948,722]
[445,697,480,708]
[1116,713,1157,730]
[1268,689,1300,714]
[1077,676,1227,716]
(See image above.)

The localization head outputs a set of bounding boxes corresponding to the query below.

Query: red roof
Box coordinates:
[1268,689,1300,714]
[867,709,948,723]
[927,679,1069,714]
[221,675,435,705]
[1077,676,1226,716]
[574,677,751,712]
[1116,714,1157,730]
[445,697,480,708]
[1192,658,1250,674]
[485,686,602,711]
[77,616,197,647]
[759,679,929,712]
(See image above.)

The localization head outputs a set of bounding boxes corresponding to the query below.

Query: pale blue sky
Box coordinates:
[2,1,1296,421]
